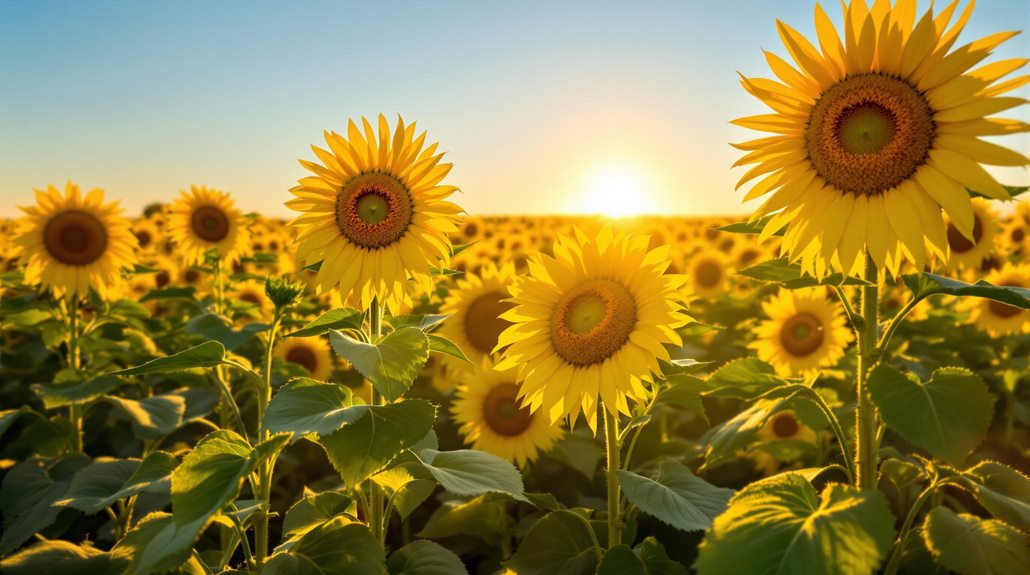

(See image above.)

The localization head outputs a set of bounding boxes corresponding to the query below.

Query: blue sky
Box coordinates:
[1,0,1028,218]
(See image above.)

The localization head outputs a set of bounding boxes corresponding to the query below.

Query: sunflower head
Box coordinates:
[942,198,999,271]
[735,0,1028,276]
[439,262,518,370]
[496,225,689,431]
[965,263,1030,335]
[750,288,853,376]
[14,182,137,299]
[287,114,463,313]
[276,336,334,380]
[168,185,251,266]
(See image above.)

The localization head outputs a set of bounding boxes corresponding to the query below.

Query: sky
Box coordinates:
[1,0,1028,219]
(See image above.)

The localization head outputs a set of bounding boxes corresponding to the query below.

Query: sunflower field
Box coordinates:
[1,2,1030,575]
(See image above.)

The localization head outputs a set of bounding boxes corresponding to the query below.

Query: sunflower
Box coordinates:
[439,262,517,369]
[751,410,818,476]
[286,114,463,313]
[496,225,689,430]
[943,198,999,271]
[451,365,564,467]
[14,182,137,299]
[686,248,730,300]
[735,0,1028,276]
[965,263,1029,335]
[276,336,333,380]
[750,288,853,376]
[232,280,272,320]
[132,218,161,254]
[1002,216,1028,256]
[168,185,251,266]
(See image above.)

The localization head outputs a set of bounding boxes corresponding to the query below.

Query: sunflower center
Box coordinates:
[335,172,413,249]
[482,383,534,437]
[155,271,171,288]
[135,229,153,248]
[285,345,319,374]
[43,210,108,266]
[463,291,514,355]
[779,312,825,357]
[771,413,800,438]
[190,205,230,243]
[807,73,935,196]
[695,260,723,288]
[551,278,637,366]
[946,214,984,253]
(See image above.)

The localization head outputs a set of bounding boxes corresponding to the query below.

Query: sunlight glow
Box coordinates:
[581,164,656,218]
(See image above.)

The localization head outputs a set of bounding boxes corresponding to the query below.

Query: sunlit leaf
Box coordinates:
[922,507,1030,575]
[618,460,734,532]
[329,327,429,402]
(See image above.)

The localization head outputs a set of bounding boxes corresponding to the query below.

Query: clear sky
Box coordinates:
[1,0,1028,219]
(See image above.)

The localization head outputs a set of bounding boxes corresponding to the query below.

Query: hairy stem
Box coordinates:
[253,309,282,567]
[367,297,386,547]
[603,407,622,548]
[854,254,880,490]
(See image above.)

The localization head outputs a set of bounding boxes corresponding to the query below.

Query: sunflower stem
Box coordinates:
[854,253,880,490]
[66,295,84,454]
[253,308,282,568]
[602,406,622,549]
[883,480,939,575]
[367,296,386,548]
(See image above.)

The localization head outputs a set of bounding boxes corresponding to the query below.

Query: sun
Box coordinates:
[581,164,655,218]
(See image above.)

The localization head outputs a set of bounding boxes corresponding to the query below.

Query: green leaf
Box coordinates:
[597,538,688,575]
[185,313,269,351]
[329,327,429,402]
[694,474,896,575]
[116,341,225,376]
[261,379,355,439]
[387,540,468,575]
[655,377,707,422]
[0,406,40,438]
[0,454,90,555]
[963,462,1030,533]
[282,491,354,540]
[31,373,126,409]
[922,507,1030,575]
[617,460,734,532]
[548,436,604,480]
[113,511,202,575]
[0,540,126,575]
[715,216,784,237]
[102,393,187,439]
[416,449,527,502]
[867,365,993,465]
[902,272,1030,309]
[263,517,386,575]
[139,286,198,303]
[506,510,599,575]
[59,451,177,514]
[372,463,437,521]
[701,385,806,468]
[171,429,252,523]
[699,358,789,399]
[738,258,871,289]
[426,334,472,364]
[417,495,507,543]
[285,308,363,338]
[320,400,436,487]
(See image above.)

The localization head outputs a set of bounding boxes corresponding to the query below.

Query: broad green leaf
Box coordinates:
[284,308,363,338]
[418,495,507,543]
[0,454,90,555]
[113,511,203,575]
[185,313,269,351]
[658,358,713,377]
[922,507,1030,575]
[116,341,225,376]
[329,327,429,401]
[32,373,126,408]
[963,462,1030,533]
[372,462,437,521]
[738,258,871,289]
[597,538,688,575]
[139,286,198,303]
[264,517,386,575]
[0,406,38,438]
[701,385,806,467]
[103,393,187,439]
[655,377,707,422]
[261,553,322,575]
[699,358,788,399]
[320,400,436,487]
[282,491,354,539]
[387,539,468,575]
[416,449,527,502]
[902,272,1030,309]
[261,379,355,439]
[427,334,472,364]
[548,436,605,481]
[389,313,450,332]
[506,510,599,575]
[171,430,253,527]
[57,452,178,514]
[617,460,734,532]
[867,365,993,465]
[715,216,783,236]
[0,540,126,575]
[694,474,896,575]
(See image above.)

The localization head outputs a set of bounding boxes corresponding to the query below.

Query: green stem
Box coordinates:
[878,292,933,352]
[805,389,855,485]
[366,297,386,547]
[854,254,880,490]
[883,481,938,575]
[67,296,84,453]
[253,310,282,568]
[603,407,622,549]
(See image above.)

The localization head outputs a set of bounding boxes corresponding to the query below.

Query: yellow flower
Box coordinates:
[439,262,517,369]
[496,225,689,430]
[943,198,999,271]
[751,410,818,476]
[750,288,853,376]
[286,114,463,313]
[686,248,730,300]
[168,185,251,266]
[965,263,1029,335]
[132,218,161,254]
[735,0,1028,276]
[14,182,137,299]
[232,280,272,320]
[451,365,564,467]
[276,336,333,380]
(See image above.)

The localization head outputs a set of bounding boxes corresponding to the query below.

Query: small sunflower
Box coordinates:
[451,365,564,467]
[286,114,463,312]
[14,182,137,299]
[735,0,1028,275]
[168,185,251,266]
[751,410,818,476]
[750,288,853,376]
[276,336,333,380]
[943,198,999,271]
[496,225,689,430]
[232,280,272,320]
[439,262,517,369]
[686,248,730,300]
[132,218,161,254]
[965,263,1029,335]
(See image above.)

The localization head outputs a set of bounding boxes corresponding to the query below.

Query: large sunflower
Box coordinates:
[496,226,689,430]
[276,336,334,380]
[14,182,137,299]
[964,263,1029,335]
[735,0,1028,275]
[750,288,853,376]
[439,262,517,369]
[451,365,564,467]
[286,115,463,312]
[168,186,251,266]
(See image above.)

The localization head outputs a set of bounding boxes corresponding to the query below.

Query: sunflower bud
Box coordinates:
[265,276,304,310]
